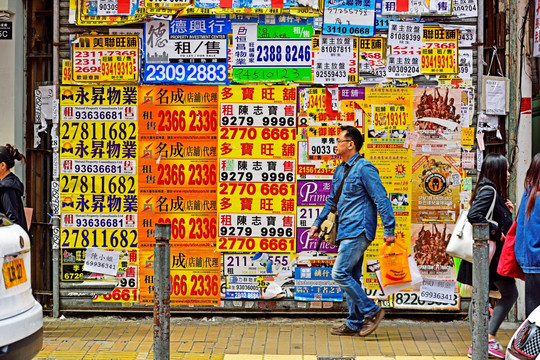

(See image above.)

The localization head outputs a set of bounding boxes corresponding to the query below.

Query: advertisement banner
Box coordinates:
[143,19,229,84]
[411,154,462,223]
[412,87,462,153]
[395,223,459,310]
[232,24,314,82]
[139,248,221,305]
[294,267,343,301]
[71,35,139,83]
[323,0,376,36]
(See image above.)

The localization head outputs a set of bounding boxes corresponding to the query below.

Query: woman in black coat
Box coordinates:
[457,153,516,359]
[0,144,28,233]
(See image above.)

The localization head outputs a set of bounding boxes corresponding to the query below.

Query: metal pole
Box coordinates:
[153,223,171,360]
[471,223,490,360]
[52,0,60,319]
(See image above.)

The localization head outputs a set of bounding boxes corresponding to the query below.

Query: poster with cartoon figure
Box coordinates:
[411,154,462,223]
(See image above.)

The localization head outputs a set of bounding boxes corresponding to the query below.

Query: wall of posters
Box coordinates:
[56,0,479,313]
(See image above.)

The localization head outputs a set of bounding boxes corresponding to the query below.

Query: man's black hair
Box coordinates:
[340,125,364,152]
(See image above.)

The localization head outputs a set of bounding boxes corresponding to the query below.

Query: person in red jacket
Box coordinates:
[0,144,28,233]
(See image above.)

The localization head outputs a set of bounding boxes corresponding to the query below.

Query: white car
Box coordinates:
[506,305,540,360]
[0,220,43,359]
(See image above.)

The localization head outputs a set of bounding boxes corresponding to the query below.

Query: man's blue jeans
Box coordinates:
[332,234,380,331]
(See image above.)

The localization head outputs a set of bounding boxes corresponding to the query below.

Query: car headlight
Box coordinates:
[508,320,540,359]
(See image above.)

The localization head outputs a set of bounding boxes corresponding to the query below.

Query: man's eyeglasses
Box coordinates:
[336,139,352,144]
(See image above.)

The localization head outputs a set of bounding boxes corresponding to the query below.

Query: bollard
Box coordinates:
[472,223,490,360]
[153,223,171,360]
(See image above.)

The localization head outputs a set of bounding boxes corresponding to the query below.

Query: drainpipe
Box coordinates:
[477,0,484,112]
[52,0,60,318]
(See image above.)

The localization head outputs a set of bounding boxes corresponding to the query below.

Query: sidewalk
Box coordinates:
[36,315,520,360]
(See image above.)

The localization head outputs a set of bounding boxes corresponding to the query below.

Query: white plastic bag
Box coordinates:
[375,255,423,296]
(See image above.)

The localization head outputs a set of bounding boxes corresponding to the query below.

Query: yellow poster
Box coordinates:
[420,26,459,75]
[71,35,139,83]
[93,249,140,303]
[139,249,221,305]
[411,154,462,223]
[462,127,475,146]
[62,60,73,84]
[363,144,412,290]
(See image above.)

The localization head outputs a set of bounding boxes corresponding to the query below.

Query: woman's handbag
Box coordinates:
[446,186,497,263]
[497,220,525,280]
[316,156,361,250]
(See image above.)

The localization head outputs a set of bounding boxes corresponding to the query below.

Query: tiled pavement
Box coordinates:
[36,315,520,360]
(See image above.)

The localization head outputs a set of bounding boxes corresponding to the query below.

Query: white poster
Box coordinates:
[313,35,355,84]
[458,50,473,79]
[386,54,421,78]
[453,0,478,18]
[444,25,476,47]
[485,78,507,115]
[83,248,120,276]
[388,21,423,47]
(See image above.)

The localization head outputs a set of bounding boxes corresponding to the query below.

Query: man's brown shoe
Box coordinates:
[359,309,385,336]
[330,324,359,336]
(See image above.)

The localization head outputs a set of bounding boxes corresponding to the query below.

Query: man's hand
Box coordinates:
[383,235,395,245]
[308,226,320,239]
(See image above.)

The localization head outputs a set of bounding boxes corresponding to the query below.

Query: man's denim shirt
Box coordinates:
[313,153,395,241]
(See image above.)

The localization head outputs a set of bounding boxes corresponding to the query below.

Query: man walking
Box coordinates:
[309,125,395,336]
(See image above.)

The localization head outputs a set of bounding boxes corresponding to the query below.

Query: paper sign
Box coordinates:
[476,131,485,151]
[386,54,421,78]
[462,127,475,146]
[453,0,478,18]
[83,248,120,276]
[462,176,473,191]
[462,152,475,170]
[313,35,358,83]
[485,78,507,115]
[388,21,423,47]
[477,148,484,171]
[458,50,473,79]
[451,173,461,186]
[232,24,313,82]
[420,279,455,304]
[144,19,229,84]
[403,131,419,149]
[444,25,476,47]
[420,48,457,74]
[323,0,376,36]
[39,85,56,120]
[313,35,355,84]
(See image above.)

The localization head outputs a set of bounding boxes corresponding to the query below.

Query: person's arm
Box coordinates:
[360,163,396,244]
[467,186,500,240]
[0,189,25,228]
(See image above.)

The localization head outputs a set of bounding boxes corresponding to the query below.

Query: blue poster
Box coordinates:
[323,0,376,36]
[294,267,343,301]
